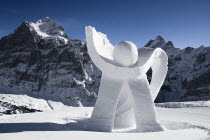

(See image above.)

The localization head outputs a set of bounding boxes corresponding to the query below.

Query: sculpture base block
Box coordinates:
[136,122,164,132]
[86,118,113,132]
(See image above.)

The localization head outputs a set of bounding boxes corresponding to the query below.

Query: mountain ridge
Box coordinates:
[0,17,209,107]
[144,36,210,102]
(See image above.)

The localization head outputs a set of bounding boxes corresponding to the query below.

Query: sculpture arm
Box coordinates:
[149,48,168,101]
[85,26,114,70]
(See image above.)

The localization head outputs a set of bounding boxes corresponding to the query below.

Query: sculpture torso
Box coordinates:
[100,47,156,80]
[101,65,143,80]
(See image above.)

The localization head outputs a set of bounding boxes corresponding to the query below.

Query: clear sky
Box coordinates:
[0,0,210,48]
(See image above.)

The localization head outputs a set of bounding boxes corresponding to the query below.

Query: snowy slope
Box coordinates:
[156,101,210,108]
[0,94,67,115]
[0,103,210,140]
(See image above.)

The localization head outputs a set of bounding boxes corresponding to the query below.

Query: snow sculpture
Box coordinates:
[85,26,168,132]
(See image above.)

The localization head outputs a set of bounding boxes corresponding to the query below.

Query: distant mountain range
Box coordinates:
[0,17,209,107]
[144,35,210,102]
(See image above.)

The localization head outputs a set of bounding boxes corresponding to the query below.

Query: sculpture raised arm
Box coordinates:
[135,47,168,100]
[149,48,168,101]
[85,26,115,71]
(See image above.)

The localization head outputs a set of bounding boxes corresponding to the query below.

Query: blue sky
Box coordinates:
[0,0,210,48]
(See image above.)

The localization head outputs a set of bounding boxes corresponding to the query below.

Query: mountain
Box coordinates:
[144,35,175,50]
[144,36,210,102]
[0,17,102,107]
[0,17,209,110]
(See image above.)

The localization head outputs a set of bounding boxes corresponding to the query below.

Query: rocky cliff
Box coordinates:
[0,17,101,106]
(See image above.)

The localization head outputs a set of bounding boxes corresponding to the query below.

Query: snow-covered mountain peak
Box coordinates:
[38,17,52,23]
[29,17,69,45]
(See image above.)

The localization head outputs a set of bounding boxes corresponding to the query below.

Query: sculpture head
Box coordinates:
[113,41,138,67]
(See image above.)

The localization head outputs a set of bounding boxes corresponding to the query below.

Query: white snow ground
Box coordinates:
[0,95,210,140]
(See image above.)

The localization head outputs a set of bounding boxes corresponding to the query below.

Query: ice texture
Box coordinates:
[85,26,168,132]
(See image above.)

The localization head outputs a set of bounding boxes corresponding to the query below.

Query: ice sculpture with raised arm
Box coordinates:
[85,26,168,132]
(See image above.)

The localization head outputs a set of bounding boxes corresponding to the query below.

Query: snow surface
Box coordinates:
[0,103,210,140]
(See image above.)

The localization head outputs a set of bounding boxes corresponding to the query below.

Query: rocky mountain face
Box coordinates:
[145,36,210,102]
[0,17,209,109]
[0,17,101,106]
